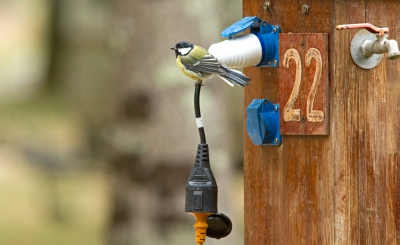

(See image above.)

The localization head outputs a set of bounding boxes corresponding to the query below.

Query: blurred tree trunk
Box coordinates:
[108,0,244,244]
[45,0,62,90]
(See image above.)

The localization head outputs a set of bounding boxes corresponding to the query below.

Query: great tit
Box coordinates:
[170,41,251,87]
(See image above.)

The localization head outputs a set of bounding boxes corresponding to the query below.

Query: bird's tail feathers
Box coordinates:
[217,76,235,87]
[219,69,251,87]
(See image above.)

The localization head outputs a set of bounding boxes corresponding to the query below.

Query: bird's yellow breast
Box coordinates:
[176,57,203,81]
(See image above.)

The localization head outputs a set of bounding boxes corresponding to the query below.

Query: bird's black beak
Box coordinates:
[170,46,177,50]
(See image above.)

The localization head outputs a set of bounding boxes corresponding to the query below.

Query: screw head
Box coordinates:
[273,60,277,65]
[302,4,309,14]
[273,27,277,33]
[263,1,271,12]
[274,105,278,112]
[274,138,279,144]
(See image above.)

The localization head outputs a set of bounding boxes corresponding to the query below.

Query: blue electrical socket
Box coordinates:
[220,16,280,67]
[246,99,282,146]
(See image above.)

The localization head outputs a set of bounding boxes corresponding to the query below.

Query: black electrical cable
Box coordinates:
[194,82,206,144]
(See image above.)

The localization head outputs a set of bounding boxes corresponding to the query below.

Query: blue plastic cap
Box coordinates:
[246,99,281,146]
[221,16,261,38]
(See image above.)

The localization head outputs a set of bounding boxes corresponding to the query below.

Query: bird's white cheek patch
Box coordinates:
[178,47,191,55]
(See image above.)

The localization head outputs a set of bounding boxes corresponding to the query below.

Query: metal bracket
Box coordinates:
[246,99,282,146]
[220,16,280,67]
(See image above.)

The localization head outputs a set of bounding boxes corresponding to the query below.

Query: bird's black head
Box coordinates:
[170,41,194,57]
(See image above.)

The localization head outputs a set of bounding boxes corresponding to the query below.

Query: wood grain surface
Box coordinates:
[243,1,400,244]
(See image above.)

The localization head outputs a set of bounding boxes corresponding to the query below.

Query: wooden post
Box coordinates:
[243,1,400,244]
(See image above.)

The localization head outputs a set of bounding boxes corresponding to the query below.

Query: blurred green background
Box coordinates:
[0,0,245,244]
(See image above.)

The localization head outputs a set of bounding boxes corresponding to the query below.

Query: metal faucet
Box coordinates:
[336,23,400,69]
[361,33,400,60]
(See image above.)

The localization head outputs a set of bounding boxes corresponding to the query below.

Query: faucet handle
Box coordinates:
[336,23,389,36]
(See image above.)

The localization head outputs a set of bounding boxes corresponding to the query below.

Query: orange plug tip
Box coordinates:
[190,212,212,245]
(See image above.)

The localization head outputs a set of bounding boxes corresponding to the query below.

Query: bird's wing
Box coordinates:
[184,54,224,75]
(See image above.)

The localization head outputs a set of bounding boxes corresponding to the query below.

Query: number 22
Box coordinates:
[282,48,324,122]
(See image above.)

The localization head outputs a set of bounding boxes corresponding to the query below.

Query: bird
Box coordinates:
[170,41,251,87]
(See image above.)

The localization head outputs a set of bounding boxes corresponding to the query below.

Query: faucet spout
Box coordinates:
[361,34,400,60]
[385,39,400,60]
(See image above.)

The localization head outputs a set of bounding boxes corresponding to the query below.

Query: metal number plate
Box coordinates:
[279,33,329,135]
